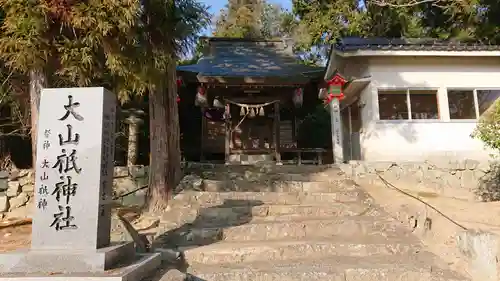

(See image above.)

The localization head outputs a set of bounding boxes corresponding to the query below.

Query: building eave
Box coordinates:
[334,49,500,57]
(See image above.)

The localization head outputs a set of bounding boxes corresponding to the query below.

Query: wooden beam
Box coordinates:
[197,75,314,85]
[224,103,231,165]
[200,108,205,161]
[273,102,282,165]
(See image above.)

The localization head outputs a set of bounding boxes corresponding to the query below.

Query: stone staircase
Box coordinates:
[153,164,469,281]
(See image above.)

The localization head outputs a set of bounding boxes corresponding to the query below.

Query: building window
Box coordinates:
[477,90,500,115]
[378,90,408,120]
[447,89,500,119]
[447,90,476,119]
[378,89,439,120]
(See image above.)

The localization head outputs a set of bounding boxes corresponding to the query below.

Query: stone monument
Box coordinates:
[0,87,161,280]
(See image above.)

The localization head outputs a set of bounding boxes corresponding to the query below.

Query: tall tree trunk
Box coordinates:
[147,58,182,212]
[29,68,47,168]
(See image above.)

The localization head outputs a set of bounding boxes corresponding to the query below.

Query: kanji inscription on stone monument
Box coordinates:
[31,87,117,250]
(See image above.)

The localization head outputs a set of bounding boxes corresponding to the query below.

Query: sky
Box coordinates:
[199,0,293,35]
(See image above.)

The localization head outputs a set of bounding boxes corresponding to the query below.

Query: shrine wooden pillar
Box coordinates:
[273,102,282,165]
[224,103,231,165]
[200,108,205,161]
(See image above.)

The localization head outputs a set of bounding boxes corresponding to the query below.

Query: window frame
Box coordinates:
[446,87,500,121]
[446,88,478,121]
[475,88,500,117]
[376,88,440,122]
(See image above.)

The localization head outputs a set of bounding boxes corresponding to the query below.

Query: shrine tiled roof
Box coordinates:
[177,37,324,80]
[335,37,500,52]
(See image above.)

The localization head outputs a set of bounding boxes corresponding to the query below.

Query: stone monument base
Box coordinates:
[0,242,137,273]
[0,253,161,281]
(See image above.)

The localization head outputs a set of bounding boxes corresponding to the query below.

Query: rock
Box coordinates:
[454,160,467,171]
[114,166,129,177]
[18,173,34,187]
[154,248,182,263]
[0,194,8,212]
[121,189,147,207]
[178,174,203,192]
[134,176,148,189]
[22,183,35,193]
[466,159,480,170]
[18,169,30,178]
[9,192,28,210]
[158,268,185,281]
[9,169,19,180]
[372,162,394,172]
[8,169,19,180]
[0,171,9,179]
[6,181,20,197]
[6,204,32,219]
[476,161,493,173]
[0,178,8,191]
[129,165,146,178]
[460,170,478,189]
[114,178,138,196]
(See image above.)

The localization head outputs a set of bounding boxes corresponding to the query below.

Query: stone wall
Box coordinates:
[2,160,498,219]
[342,159,499,201]
[0,165,149,220]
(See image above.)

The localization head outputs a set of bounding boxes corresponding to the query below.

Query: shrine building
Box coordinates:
[176,37,351,165]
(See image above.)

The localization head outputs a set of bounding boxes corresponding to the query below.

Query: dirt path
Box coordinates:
[357,177,500,278]
[0,224,31,252]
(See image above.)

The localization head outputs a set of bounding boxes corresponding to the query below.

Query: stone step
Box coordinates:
[162,203,383,226]
[154,216,407,247]
[180,236,422,265]
[190,179,357,193]
[184,163,343,175]
[198,171,349,183]
[171,190,364,207]
[160,206,384,232]
[185,254,468,281]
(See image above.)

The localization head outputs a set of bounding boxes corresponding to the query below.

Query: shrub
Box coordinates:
[472,99,500,152]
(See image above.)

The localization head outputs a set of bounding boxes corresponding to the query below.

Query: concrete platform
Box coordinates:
[0,253,162,281]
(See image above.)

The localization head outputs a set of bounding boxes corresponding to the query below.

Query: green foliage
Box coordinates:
[214,0,262,38]
[289,0,499,56]
[0,0,210,102]
[473,100,500,152]
[214,0,293,39]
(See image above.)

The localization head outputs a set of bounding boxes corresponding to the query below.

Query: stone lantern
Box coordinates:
[122,109,145,166]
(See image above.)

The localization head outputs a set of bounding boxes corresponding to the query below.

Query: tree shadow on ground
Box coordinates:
[137,163,346,281]
[475,162,500,202]
[149,199,264,278]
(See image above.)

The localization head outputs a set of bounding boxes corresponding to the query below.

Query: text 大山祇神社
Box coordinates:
[38,95,85,231]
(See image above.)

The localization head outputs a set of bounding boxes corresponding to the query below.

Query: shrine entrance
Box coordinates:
[228,100,277,153]
[176,37,329,164]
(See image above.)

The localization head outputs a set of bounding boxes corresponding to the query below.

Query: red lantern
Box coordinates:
[176,94,180,103]
[322,73,347,105]
[292,88,303,108]
[195,85,208,107]
[327,73,347,87]
[176,76,183,88]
